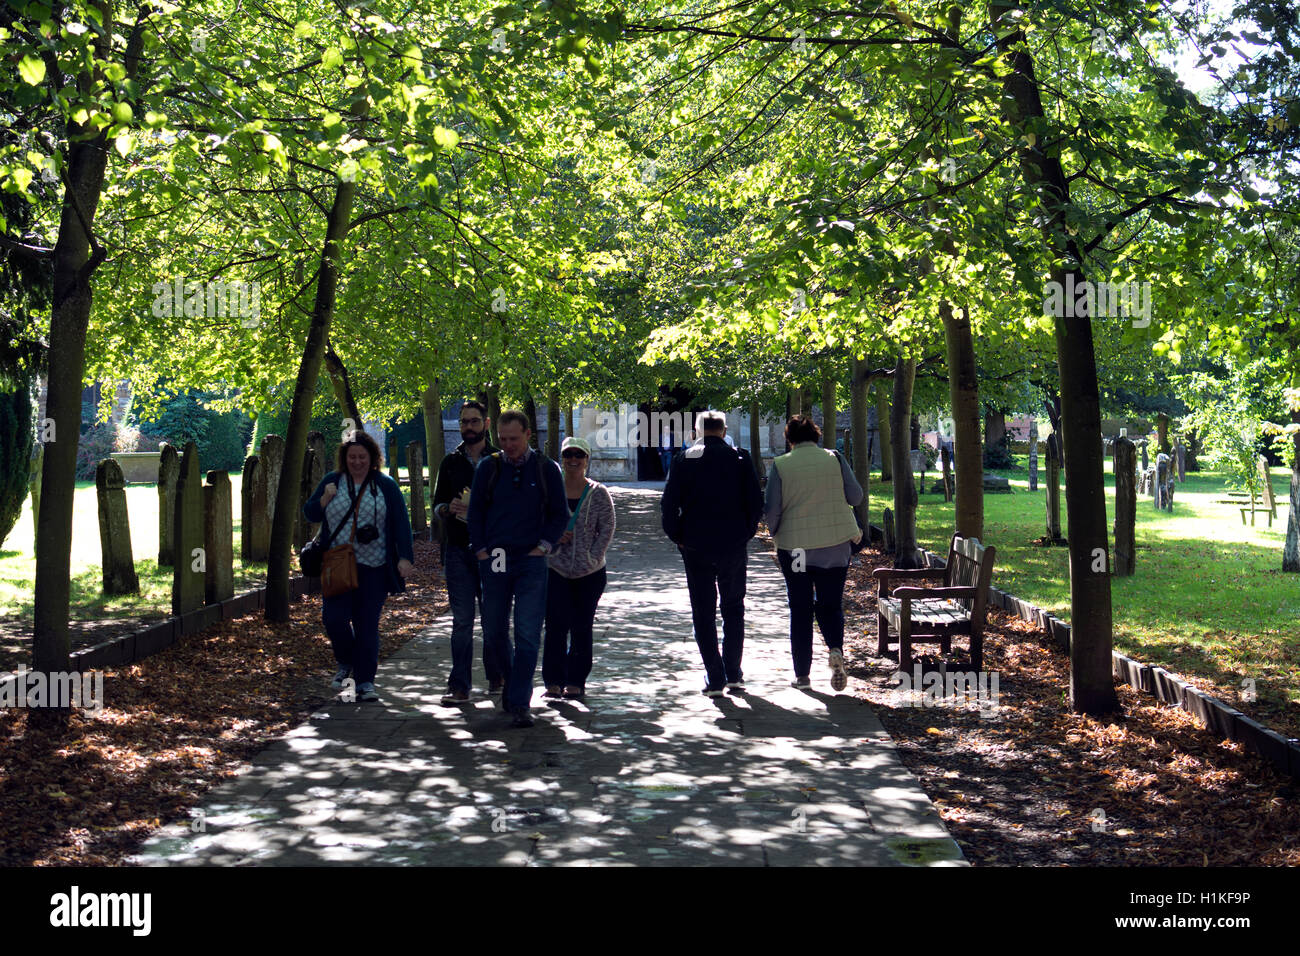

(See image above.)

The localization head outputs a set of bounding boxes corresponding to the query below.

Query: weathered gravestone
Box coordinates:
[406,441,427,533]
[157,442,180,567]
[983,473,1012,493]
[940,445,953,502]
[204,470,234,604]
[1155,453,1173,511]
[1174,440,1186,482]
[95,458,139,595]
[241,453,269,562]
[882,507,896,553]
[295,432,327,551]
[1140,440,1149,472]
[259,434,286,531]
[1113,437,1137,576]
[1139,466,1155,496]
[1028,420,1039,492]
[173,442,205,616]
[1045,435,1065,544]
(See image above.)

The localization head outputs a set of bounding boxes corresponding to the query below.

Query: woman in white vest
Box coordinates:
[763,415,863,691]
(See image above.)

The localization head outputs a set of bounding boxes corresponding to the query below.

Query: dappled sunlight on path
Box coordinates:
[130,483,963,866]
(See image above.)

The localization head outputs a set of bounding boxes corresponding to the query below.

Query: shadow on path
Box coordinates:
[130,485,964,866]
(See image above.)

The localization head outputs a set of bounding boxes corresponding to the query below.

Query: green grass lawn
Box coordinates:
[868,458,1300,709]
[0,475,266,623]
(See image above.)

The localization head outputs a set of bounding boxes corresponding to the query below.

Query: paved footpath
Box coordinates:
[131,484,964,866]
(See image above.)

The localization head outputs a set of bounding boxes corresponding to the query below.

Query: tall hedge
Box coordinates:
[0,375,34,549]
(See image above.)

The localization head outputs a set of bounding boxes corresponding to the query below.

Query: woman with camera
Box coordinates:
[303,431,415,702]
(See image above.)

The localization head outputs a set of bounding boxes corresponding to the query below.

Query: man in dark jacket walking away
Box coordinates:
[660,410,763,696]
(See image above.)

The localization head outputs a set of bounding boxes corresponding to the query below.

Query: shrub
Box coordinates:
[0,378,34,548]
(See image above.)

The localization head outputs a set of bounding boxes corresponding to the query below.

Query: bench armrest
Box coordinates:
[890,586,978,600]
[872,567,945,583]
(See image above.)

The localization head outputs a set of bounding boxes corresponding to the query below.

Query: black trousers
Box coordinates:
[777,549,847,678]
[681,545,748,689]
[542,567,607,689]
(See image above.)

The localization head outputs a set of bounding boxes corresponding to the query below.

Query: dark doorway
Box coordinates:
[637,385,699,480]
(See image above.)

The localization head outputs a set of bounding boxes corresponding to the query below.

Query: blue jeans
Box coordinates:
[444,545,504,693]
[322,563,388,685]
[681,545,748,689]
[660,449,673,477]
[479,553,550,710]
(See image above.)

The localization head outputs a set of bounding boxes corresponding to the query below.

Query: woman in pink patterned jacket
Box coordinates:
[542,437,616,700]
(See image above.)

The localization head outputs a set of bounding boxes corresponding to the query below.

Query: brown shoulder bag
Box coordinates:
[321,476,367,598]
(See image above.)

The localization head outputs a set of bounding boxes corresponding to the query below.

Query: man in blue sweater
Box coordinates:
[467,410,568,727]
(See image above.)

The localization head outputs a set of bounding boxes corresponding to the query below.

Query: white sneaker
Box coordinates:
[791,676,811,690]
[829,648,848,692]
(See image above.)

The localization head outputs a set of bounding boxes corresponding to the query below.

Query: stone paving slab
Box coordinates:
[129,484,965,867]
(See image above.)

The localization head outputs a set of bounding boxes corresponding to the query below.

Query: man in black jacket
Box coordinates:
[661,410,763,696]
[432,401,502,703]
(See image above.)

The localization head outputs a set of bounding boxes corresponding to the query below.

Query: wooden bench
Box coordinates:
[1216,455,1277,526]
[872,534,996,671]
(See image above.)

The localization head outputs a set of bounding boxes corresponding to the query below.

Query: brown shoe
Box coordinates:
[440,688,470,705]
[542,685,564,699]
[563,686,585,700]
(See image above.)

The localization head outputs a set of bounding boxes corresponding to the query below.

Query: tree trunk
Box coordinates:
[795,386,812,420]
[941,304,983,539]
[1042,387,1064,474]
[1284,371,1300,572]
[421,374,444,542]
[850,357,870,531]
[323,341,362,427]
[265,174,360,622]
[421,374,445,465]
[546,389,560,459]
[984,408,1007,449]
[1113,438,1136,576]
[992,0,1117,715]
[820,365,836,449]
[1156,412,1171,456]
[564,402,574,442]
[749,400,766,480]
[890,358,919,567]
[876,384,893,482]
[486,383,501,447]
[523,393,539,449]
[33,63,118,680]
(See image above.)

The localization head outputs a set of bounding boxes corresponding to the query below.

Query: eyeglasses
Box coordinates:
[561,450,588,460]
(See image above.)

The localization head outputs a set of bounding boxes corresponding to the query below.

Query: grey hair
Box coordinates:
[696,410,727,433]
